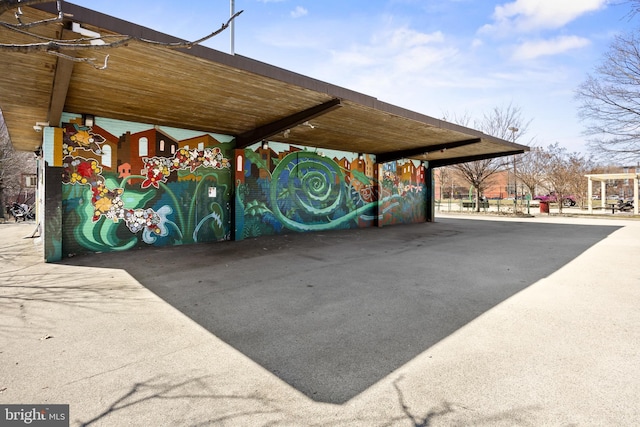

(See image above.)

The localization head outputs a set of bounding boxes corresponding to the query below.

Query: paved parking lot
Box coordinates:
[1,214,639,426]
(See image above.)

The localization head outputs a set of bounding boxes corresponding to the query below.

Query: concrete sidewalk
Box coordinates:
[1,215,639,426]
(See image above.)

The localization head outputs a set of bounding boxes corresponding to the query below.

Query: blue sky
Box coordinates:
[70,0,636,153]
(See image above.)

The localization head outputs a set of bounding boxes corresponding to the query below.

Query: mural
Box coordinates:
[235,143,427,239]
[379,160,427,226]
[47,115,429,259]
[236,145,379,239]
[236,144,384,239]
[58,117,232,256]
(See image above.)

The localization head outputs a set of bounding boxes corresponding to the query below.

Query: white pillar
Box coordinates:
[588,177,593,213]
[601,181,607,210]
[634,177,639,215]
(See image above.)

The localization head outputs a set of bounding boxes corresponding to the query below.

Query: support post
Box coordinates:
[377,163,384,228]
[588,177,593,214]
[425,166,434,222]
[634,177,639,216]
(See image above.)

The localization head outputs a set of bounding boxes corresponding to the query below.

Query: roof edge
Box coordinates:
[34,1,527,150]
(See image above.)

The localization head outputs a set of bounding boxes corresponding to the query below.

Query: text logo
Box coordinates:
[1,405,69,427]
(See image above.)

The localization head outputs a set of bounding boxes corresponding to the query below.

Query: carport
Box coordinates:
[1,2,528,260]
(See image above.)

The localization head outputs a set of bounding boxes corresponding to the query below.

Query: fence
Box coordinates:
[435,199,540,215]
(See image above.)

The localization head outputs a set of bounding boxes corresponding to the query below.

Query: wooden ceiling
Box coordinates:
[0,2,528,166]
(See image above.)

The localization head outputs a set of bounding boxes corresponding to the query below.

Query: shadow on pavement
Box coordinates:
[73,372,541,426]
[61,218,620,404]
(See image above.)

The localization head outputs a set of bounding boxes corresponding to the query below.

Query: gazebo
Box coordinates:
[585,173,639,215]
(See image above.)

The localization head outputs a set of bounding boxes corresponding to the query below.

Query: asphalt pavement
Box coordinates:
[1,213,638,426]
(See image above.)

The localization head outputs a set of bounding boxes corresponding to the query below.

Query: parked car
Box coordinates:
[534,193,577,207]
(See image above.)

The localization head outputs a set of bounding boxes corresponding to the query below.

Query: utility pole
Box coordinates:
[230,0,235,55]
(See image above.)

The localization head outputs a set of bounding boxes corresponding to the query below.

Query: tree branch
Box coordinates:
[0,0,56,15]
[46,50,109,69]
[140,10,243,50]
[0,0,66,29]
[0,1,244,61]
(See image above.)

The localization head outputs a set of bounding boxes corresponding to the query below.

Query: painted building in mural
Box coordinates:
[42,114,431,262]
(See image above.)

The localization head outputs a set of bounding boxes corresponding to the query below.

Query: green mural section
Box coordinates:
[236,146,378,239]
[59,117,232,257]
[378,160,427,226]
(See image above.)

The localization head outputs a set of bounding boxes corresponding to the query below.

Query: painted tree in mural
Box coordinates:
[0,0,242,68]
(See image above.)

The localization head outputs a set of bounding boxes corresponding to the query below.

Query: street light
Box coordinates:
[508,127,519,212]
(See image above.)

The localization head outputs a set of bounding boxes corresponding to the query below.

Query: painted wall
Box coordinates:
[235,143,378,239]
[378,159,428,226]
[51,115,233,258]
[42,114,430,260]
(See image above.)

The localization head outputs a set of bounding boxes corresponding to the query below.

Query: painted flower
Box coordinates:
[141,169,162,189]
[77,161,94,178]
[94,197,112,216]
[142,205,173,244]
[124,209,146,233]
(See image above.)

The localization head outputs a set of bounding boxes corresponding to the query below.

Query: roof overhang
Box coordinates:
[0,2,528,166]
[585,173,640,181]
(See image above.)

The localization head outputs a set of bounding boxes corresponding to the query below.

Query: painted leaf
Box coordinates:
[245,149,268,171]
[351,169,373,186]
[245,200,272,216]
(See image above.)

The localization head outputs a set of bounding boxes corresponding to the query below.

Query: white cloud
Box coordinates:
[481,0,608,34]
[383,28,445,48]
[512,35,591,60]
[291,6,308,18]
[471,38,483,48]
[332,27,452,70]
[318,26,465,104]
[330,50,376,67]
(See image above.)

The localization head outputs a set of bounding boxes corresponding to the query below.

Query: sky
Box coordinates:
[68,0,637,154]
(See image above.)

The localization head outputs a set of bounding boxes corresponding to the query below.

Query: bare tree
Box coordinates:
[516,146,551,198]
[576,31,640,162]
[444,103,531,211]
[0,114,35,217]
[0,0,243,68]
[543,144,572,214]
[624,0,640,18]
[437,166,451,199]
[453,160,502,210]
[565,151,596,208]
[543,143,593,213]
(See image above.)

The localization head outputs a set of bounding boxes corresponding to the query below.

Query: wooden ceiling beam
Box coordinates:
[376,138,482,164]
[234,98,342,149]
[47,57,74,127]
[47,25,75,127]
